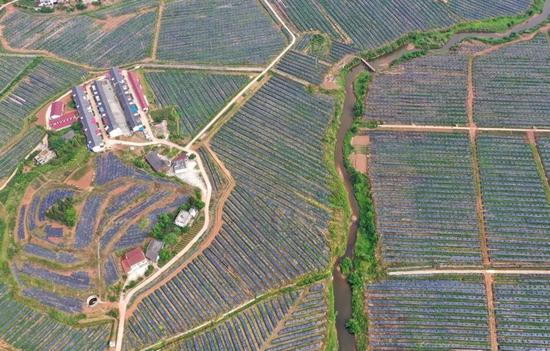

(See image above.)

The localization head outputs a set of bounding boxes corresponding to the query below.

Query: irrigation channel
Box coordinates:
[331,2,550,349]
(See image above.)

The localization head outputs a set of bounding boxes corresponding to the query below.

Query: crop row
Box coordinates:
[0,8,156,67]
[366,276,490,350]
[17,205,26,241]
[144,70,248,138]
[19,263,90,290]
[474,34,550,128]
[124,76,333,349]
[156,0,287,65]
[103,184,148,219]
[368,131,481,266]
[0,128,45,178]
[91,0,158,18]
[365,54,468,125]
[163,282,328,351]
[95,152,156,185]
[45,224,63,240]
[196,148,226,198]
[275,50,330,85]
[274,0,340,39]
[0,56,33,92]
[0,283,111,351]
[22,287,82,313]
[74,194,105,249]
[477,135,550,265]
[103,255,120,286]
[494,275,550,350]
[23,243,77,264]
[316,0,532,49]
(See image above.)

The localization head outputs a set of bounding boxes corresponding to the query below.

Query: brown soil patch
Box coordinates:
[94,13,136,32]
[351,135,370,147]
[466,56,475,127]
[526,129,536,145]
[484,273,499,351]
[0,339,18,351]
[349,153,367,174]
[65,163,94,190]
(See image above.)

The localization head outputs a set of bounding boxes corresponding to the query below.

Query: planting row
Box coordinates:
[144,70,248,138]
[124,76,334,349]
[0,127,45,179]
[474,34,550,128]
[368,131,481,267]
[366,276,490,350]
[364,53,468,125]
[275,50,330,85]
[0,283,111,350]
[0,56,33,92]
[157,0,287,65]
[163,282,328,351]
[478,134,550,265]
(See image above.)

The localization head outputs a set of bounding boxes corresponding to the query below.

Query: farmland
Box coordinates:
[124,75,334,350]
[0,58,87,145]
[163,282,329,351]
[474,34,550,128]
[156,0,287,65]
[477,134,550,265]
[0,2,158,68]
[276,0,533,50]
[367,131,481,267]
[0,56,33,94]
[0,283,112,351]
[366,276,490,350]
[494,275,550,350]
[0,127,44,179]
[364,54,468,125]
[275,50,330,85]
[143,70,249,139]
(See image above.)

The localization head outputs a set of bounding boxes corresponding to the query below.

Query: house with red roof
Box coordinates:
[121,247,149,279]
[49,111,78,131]
[49,101,65,120]
[128,71,149,112]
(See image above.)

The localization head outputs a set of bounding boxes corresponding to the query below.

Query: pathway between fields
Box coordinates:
[113,0,296,349]
[388,268,550,276]
[0,0,18,10]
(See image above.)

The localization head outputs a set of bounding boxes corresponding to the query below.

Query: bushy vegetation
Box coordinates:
[46,197,77,227]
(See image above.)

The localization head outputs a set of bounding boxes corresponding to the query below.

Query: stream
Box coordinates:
[331,2,550,349]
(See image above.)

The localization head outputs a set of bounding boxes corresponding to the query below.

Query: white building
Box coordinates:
[175,208,198,228]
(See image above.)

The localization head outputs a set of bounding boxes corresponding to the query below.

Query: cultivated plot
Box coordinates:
[366,276,490,350]
[477,134,550,265]
[0,127,44,179]
[163,282,329,351]
[0,1,158,67]
[474,34,550,128]
[494,275,550,351]
[275,50,330,85]
[367,131,481,267]
[156,0,287,65]
[364,54,468,125]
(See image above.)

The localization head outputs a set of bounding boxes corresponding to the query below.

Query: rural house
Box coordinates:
[121,248,148,280]
[172,153,188,174]
[145,151,170,173]
[145,239,164,263]
[175,208,198,228]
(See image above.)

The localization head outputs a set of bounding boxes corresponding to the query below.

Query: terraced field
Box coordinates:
[0,58,87,145]
[163,282,329,351]
[366,276,490,350]
[275,50,330,85]
[144,70,249,138]
[0,128,44,179]
[364,54,468,125]
[0,1,158,67]
[124,75,334,350]
[368,131,481,267]
[494,275,550,351]
[156,0,287,65]
[273,0,340,39]
[0,283,111,350]
[477,134,550,265]
[474,34,550,128]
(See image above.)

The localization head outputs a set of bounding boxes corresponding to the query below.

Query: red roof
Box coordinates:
[50,111,78,130]
[121,247,146,273]
[50,101,65,118]
[128,71,149,110]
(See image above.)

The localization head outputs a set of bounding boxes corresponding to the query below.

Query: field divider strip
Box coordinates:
[483,273,499,351]
[527,130,550,204]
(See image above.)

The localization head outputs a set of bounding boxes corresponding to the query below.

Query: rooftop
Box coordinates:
[121,248,147,273]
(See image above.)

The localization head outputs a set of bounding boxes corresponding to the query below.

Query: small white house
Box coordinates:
[175,208,198,228]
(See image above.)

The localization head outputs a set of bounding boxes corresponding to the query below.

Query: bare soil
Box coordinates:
[483,273,499,351]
